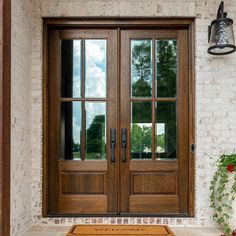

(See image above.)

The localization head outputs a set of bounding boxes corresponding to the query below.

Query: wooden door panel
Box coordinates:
[60,172,106,194]
[131,172,177,194]
[130,195,179,213]
[48,29,118,214]
[120,29,189,214]
[58,195,107,214]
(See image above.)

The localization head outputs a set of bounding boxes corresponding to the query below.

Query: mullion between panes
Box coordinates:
[152,38,156,161]
[81,39,86,161]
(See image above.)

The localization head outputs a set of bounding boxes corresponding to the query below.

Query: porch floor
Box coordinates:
[22,226,223,236]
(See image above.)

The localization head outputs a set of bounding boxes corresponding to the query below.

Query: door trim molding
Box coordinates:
[0,0,11,235]
[43,17,195,217]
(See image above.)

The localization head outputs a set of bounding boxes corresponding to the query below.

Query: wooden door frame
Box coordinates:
[43,17,195,217]
[0,0,11,235]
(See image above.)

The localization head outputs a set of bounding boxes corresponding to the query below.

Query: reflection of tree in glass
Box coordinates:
[156,134,165,152]
[86,115,106,159]
[72,139,80,159]
[156,102,176,158]
[156,40,177,97]
[131,124,152,158]
[132,41,152,97]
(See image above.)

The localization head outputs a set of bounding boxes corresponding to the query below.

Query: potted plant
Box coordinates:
[210,154,236,236]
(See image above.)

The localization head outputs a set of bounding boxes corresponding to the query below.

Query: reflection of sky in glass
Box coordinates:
[156,123,165,135]
[73,102,81,144]
[85,40,106,98]
[156,123,165,153]
[85,102,106,140]
[73,40,81,97]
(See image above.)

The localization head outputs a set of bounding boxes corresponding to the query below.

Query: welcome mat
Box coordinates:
[67,225,175,236]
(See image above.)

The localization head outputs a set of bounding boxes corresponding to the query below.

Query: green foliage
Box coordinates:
[210,154,236,235]
[131,41,152,97]
[156,134,165,151]
[156,40,177,97]
[131,124,152,154]
[86,115,106,159]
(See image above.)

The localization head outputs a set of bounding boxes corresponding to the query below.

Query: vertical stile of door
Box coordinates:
[177,29,189,213]
[48,30,60,213]
[119,30,130,213]
[81,39,86,161]
[117,27,121,214]
[152,37,156,161]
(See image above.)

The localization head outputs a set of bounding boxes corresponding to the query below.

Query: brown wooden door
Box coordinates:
[48,29,118,214]
[46,27,191,216]
[120,29,190,215]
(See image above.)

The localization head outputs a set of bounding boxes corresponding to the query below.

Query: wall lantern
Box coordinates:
[208,1,236,55]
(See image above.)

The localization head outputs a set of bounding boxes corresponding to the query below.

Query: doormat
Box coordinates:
[67,225,175,236]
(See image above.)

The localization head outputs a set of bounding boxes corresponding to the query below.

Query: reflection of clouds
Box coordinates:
[85,102,106,129]
[73,40,81,97]
[132,123,151,128]
[86,66,106,97]
[72,102,81,144]
[86,102,107,142]
[156,123,165,135]
[72,102,106,145]
[86,40,105,64]
[85,40,106,98]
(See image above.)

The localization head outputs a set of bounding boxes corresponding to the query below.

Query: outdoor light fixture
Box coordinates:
[208,1,236,55]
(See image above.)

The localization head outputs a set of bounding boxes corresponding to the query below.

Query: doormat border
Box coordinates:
[67,224,175,236]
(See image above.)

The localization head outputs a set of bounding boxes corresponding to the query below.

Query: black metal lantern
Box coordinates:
[208,1,236,55]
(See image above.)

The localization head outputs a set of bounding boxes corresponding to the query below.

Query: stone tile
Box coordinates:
[172,229,204,236]
[58,233,67,236]
[203,234,223,236]
[26,226,47,232]
[22,233,59,236]
[44,226,71,232]
[200,227,221,234]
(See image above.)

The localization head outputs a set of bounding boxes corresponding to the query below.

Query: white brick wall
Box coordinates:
[11,0,236,235]
[11,0,34,235]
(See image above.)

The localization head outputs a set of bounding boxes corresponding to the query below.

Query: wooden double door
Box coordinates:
[47,27,191,216]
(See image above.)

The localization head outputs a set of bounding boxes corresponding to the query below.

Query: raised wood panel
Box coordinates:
[59,160,107,171]
[58,195,108,214]
[130,160,178,172]
[132,172,176,194]
[60,172,106,194]
[129,195,179,213]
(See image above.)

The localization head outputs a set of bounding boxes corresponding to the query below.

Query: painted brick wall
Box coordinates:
[11,0,34,235]
[11,0,236,235]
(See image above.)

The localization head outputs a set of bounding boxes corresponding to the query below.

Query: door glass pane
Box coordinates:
[61,102,81,160]
[61,40,81,98]
[156,40,177,97]
[131,40,152,97]
[156,102,176,159]
[85,40,107,98]
[85,102,106,159]
[131,101,152,159]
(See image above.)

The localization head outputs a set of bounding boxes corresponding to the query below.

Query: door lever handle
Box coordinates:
[110,128,116,162]
[121,128,127,162]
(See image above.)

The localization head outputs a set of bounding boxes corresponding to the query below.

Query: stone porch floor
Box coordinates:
[22,226,223,236]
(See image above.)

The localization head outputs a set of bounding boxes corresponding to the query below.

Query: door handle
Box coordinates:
[121,128,127,162]
[110,128,116,162]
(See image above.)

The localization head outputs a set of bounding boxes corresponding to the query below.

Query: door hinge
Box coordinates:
[190,143,195,154]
